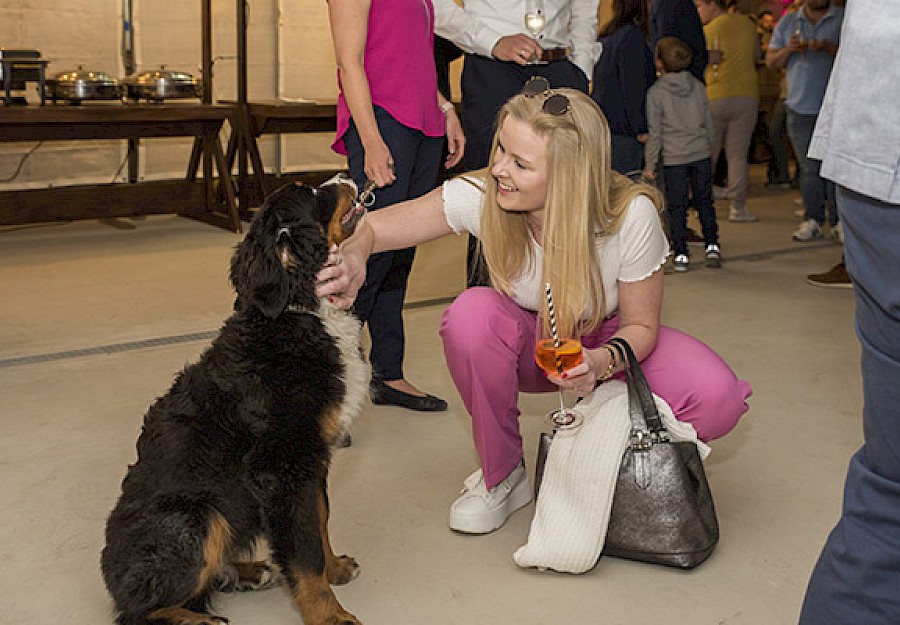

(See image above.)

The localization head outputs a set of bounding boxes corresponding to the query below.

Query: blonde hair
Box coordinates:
[475,88,663,339]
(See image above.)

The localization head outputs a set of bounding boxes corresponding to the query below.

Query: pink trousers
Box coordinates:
[440,288,753,489]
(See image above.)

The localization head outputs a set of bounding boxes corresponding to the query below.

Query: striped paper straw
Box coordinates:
[544,282,561,349]
[545,282,563,374]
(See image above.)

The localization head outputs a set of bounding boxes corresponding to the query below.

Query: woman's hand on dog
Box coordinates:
[316,245,365,310]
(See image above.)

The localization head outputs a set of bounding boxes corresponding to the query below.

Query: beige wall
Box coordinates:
[0,0,345,190]
[0,0,787,190]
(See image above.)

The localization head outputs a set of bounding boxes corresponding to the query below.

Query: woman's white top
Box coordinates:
[441,176,669,318]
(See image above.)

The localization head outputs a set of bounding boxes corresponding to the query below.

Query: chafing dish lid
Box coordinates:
[122,67,197,86]
[51,66,118,86]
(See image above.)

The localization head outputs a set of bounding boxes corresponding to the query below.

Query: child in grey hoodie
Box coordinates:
[643,36,720,271]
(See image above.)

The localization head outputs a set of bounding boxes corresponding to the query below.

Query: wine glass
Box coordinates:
[793,26,807,52]
[524,0,546,65]
[534,331,584,430]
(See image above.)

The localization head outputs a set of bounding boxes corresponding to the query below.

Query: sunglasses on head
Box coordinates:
[521,76,571,115]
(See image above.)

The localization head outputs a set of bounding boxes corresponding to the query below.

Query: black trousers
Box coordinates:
[662,158,718,256]
[343,106,443,381]
[459,54,589,286]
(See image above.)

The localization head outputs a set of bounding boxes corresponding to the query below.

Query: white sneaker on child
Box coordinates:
[705,244,722,268]
[448,464,531,534]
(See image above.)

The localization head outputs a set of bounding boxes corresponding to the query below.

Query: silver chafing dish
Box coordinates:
[122,66,200,102]
[45,66,122,104]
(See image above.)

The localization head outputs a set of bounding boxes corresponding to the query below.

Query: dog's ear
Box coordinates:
[230,224,291,319]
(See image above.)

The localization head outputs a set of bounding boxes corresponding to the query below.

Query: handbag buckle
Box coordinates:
[629,430,653,490]
[629,429,654,451]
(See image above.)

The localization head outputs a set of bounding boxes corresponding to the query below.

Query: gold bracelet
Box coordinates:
[599,344,617,381]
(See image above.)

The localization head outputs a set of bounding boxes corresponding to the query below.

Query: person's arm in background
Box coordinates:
[438,93,466,168]
[568,0,603,84]
[678,0,708,81]
[621,30,652,144]
[432,0,501,57]
[642,88,662,177]
[432,0,543,64]
[326,0,395,188]
[807,37,838,56]
[702,90,715,157]
[766,14,798,71]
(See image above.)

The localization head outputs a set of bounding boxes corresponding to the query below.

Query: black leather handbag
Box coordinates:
[534,338,719,569]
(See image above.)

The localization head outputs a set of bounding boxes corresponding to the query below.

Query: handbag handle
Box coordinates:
[606,338,665,435]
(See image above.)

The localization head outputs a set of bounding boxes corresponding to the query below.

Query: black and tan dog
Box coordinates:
[101,176,370,625]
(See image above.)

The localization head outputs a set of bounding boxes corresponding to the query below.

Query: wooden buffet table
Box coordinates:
[225,100,338,208]
[0,103,242,232]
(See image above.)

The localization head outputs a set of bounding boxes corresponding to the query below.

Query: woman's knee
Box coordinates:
[440,288,524,353]
[688,374,752,441]
[648,328,752,441]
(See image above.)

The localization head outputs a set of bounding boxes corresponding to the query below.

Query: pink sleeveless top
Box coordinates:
[331,0,444,155]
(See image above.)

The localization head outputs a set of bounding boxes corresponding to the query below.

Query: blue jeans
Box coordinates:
[786,107,836,225]
[344,106,443,381]
[799,186,900,624]
[662,158,718,256]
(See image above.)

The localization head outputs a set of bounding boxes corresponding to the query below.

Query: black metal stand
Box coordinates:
[232,0,268,212]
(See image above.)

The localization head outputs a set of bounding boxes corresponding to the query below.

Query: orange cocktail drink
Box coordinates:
[534,338,584,374]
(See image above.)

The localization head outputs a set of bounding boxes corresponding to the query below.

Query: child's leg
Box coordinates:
[662,164,690,256]
[690,158,719,246]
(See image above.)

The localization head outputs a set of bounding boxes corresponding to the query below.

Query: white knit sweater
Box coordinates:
[514,381,710,574]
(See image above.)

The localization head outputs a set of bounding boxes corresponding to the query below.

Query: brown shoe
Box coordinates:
[806,262,852,289]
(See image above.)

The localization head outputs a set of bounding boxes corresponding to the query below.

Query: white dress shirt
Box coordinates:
[433,0,602,80]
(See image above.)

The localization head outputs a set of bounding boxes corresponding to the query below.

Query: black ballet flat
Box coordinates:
[369,379,448,412]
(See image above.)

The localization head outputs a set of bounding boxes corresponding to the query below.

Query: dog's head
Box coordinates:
[230,174,361,317]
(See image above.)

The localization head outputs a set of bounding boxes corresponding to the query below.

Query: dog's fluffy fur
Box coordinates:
[101,177,369,625]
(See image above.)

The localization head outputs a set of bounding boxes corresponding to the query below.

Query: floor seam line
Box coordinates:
[0,296,461,369]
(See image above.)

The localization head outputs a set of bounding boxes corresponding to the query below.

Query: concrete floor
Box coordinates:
[0,167,858,625]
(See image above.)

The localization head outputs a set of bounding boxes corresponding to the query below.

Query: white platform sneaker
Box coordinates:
[448,464,532,534]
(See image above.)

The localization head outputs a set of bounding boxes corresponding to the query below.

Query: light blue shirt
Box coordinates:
[769,5,843,115]
[809,0,900,203]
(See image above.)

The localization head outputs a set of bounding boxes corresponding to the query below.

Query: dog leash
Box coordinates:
[339,179,377,234]
[358,179,377,208]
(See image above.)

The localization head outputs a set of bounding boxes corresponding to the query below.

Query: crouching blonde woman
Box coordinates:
[317,80,752,534]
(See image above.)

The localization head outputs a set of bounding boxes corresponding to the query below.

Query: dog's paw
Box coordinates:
[326,555,359,585]
[328,610,362,625]
[214,561,282,593]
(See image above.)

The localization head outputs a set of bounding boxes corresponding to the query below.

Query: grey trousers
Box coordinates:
[710,96,758,207]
